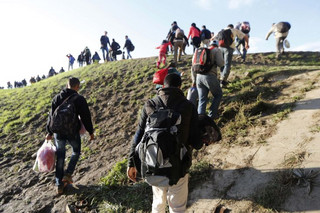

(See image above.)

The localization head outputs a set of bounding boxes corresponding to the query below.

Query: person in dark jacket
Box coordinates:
[127,74,202,212]
[123,35,133,59]
[92,51,101,64]
[46,77,94,195]
[77,52,84,67]
[100,31,111,61]
[48,67,56,77]
[200,25,211,47]
[59,67,65,73]
[110,38,121,61]
[83,47,91,65]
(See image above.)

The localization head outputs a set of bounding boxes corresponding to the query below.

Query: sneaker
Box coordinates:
[220,80,228,88]
[62,174,73,185]
[56,185,64,195]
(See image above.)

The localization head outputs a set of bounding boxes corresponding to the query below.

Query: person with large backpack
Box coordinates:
[265,22,291,59]
[46,77,94,195]
[192,44,224,119]
[166,21,179,48]
[187,23,201,53]
[215,24,249,88]
[123,35,133,59]
[235,21,251,62]
[127,74,202,212]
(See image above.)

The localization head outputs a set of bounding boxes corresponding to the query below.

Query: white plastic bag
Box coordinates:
[33,140,56,172]
[284,39,290,48]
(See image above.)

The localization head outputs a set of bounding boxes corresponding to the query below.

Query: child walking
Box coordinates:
[155,40,172,68]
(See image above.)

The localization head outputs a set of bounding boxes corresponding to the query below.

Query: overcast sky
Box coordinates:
[1,0,320,87]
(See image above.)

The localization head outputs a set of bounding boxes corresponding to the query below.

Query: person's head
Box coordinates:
[162,39,168,44]
[211,32,214,37]
[163,74,181,88]
[227,24,234,29]
[210,40,218,47]
[172,21,177,26]
[67,77,80,91]
[125,35,128,39]
[191,23,196,27]
[202,25,206,29]
[112,38,115,42]
[167,60,176,68]
[104,31,108,35]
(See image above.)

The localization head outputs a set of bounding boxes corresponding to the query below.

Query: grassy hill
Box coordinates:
[1,51,320,212]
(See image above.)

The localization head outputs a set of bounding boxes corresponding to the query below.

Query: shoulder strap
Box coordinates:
[157,96,187,112]
[59,93,78,107]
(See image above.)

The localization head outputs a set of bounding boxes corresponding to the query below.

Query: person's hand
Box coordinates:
[127,167,137,182]
[90,133,95,141]
[245,44,250,50]
[46,134,53,141]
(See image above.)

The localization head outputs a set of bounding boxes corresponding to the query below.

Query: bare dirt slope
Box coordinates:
[187,70,320,212]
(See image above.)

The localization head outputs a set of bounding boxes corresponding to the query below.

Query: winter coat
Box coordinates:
[128,87,202,176]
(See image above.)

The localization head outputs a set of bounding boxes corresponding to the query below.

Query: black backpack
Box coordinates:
[130,43,135,51]
[192,47,213,74]
[49,94,79,135]
[136,98,187,186]
[217,29,234,48]
[277,22,291,33]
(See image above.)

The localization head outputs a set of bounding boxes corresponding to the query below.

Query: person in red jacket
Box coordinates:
[187,23,201,52]
[155,40,172,68]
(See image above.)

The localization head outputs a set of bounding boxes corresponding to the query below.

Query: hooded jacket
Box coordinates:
[46,88,94,136]
[128,87,202,176]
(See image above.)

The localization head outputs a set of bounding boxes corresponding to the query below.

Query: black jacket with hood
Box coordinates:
[128,87,202,177]
[46,88,94,136]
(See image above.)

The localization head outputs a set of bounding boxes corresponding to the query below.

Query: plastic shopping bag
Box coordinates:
[79,118,86,136]
[187,86,198,106]
[33,140,56,172]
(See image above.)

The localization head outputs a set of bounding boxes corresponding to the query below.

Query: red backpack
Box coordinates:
[153,68,169,85]
[192,47,213,74]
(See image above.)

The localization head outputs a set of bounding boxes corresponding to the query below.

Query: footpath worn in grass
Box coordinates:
[0,52,320,212]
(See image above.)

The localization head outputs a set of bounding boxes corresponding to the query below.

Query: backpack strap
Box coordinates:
[58,93,78,108]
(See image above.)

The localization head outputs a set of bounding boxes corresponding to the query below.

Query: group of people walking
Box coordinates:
[42,20,292,213]
[139,20,291,212]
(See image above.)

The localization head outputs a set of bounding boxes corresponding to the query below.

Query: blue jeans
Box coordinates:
[54,133,81,186]
[220,47,234,81]
[235,38,247,61]
[196,74,222,119]
[101,46,110,61]
[126,48,132,59]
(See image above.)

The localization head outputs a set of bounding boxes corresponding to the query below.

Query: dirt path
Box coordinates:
[187,70,320,212]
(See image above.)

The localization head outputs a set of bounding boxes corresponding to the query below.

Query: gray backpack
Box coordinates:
[276,22,291,33]
[136,98,187,186]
